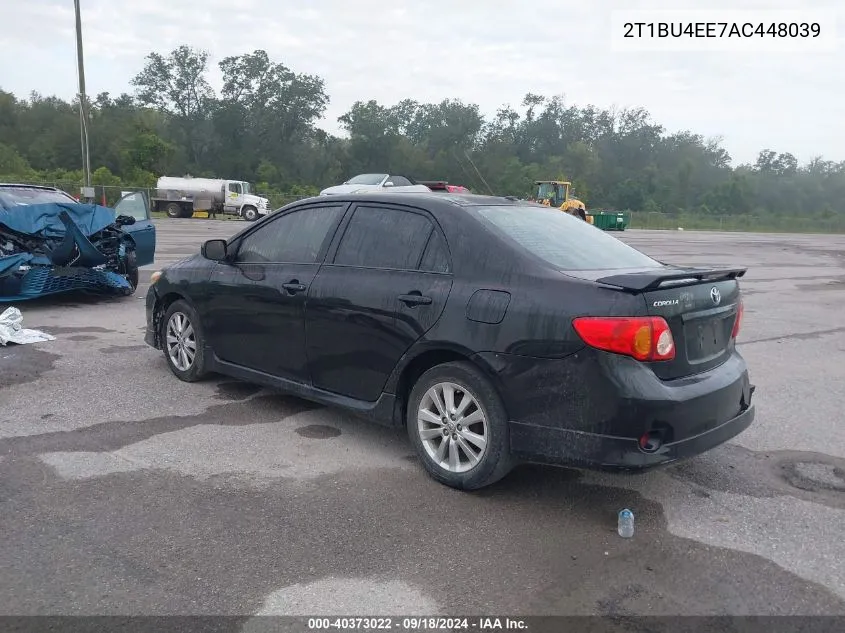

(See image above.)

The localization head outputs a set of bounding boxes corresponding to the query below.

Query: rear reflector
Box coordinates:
[572,316,676,362]
[731,298,744,339]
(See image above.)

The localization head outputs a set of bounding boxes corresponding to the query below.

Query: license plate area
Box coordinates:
[684,315,732,362]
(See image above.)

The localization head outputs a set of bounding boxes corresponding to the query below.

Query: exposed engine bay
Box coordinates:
[0,202,141,301]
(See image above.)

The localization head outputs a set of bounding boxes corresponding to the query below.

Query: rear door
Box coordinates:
[305,203,453,402]
[114,191,156,266]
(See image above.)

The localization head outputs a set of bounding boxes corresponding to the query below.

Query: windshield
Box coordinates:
[537,183,556,199]
[345,174,387,186]
[243,182,252,195]
[471,204,661,271]
[0,186,77,209]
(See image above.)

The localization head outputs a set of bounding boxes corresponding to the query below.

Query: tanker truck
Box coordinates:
[151,176,271,221]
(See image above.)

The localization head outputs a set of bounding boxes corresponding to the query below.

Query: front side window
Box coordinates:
[229,183,242,195]
[471,204,661,271]
[113,191,149,221]
[236,205,344,264]
[334,205,432,270]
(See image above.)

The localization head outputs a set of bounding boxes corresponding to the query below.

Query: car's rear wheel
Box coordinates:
[161,299,209,382]
[407,361,513,490]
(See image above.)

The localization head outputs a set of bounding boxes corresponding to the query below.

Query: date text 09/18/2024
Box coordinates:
[307,617,528,630]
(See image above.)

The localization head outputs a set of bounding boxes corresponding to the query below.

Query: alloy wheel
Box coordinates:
[417,381,488,473]
[166,312,196,371]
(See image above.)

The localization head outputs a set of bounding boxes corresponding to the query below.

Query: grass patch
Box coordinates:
[628,212,845,234]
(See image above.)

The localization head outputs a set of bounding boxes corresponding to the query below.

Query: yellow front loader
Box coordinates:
[534,181,591,223]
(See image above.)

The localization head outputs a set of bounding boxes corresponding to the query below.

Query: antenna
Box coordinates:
[463,150,496,196]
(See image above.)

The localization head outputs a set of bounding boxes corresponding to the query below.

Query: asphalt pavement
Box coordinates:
[1,219,844,618]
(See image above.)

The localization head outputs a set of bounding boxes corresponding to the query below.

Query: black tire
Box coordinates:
[123,249,139,295]
[160,299,209,382]
[242,206,259,222]
[406,361,513,490]
[166,203,182,219]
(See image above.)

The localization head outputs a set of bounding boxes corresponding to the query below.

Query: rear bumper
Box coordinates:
[474,348,755,471]
[509,400,754,471]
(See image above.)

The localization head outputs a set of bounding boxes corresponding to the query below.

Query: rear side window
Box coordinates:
[419,230,451,273]
[236,205,344,263]
[334,205,434,270]
[471,205,661,270]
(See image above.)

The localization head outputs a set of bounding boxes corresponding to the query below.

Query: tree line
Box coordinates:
[0,45,842,219]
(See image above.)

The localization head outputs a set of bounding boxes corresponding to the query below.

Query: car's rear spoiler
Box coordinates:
[595,267,747,292]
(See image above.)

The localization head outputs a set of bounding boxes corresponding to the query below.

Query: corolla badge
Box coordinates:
[710,287,721,305]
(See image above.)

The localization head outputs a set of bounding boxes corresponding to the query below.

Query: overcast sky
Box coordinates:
[1,0,841,166]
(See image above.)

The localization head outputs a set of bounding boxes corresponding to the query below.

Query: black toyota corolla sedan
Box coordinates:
[144,192,755,490]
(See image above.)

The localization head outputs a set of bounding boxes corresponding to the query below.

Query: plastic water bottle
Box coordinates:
[618,509,635,538]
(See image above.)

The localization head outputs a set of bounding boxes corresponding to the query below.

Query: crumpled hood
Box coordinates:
[0,202,115,237]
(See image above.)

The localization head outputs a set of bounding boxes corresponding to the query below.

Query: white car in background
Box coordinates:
[319,173,432,196]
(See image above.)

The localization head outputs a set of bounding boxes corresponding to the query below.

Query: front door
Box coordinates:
[114,191,156,266]
[204,202,347,381]
[306,203,453,402]
[225,182,244,214]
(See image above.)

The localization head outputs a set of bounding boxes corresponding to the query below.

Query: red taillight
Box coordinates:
[572,316,676,362]
[731,298,744,339]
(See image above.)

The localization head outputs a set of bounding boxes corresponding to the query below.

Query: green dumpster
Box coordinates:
[588,210,630,231]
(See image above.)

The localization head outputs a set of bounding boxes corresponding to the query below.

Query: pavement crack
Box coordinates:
[741,326,845,345]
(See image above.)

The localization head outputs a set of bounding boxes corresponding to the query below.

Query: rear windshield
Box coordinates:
[0,187,76,208]
[470,204,661,271]
[346,174,387,185]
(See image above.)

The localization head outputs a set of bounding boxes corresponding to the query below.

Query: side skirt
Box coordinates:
[207,352,398,428]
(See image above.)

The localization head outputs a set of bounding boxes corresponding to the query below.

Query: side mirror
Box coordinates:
[202,239,228,261]
[384,181,394,187]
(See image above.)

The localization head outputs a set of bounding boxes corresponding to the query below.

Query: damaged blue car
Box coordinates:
[0,184,156,301]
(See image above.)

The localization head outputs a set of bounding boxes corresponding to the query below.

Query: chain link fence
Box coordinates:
[13,181,310,218]
[10,180,845,233]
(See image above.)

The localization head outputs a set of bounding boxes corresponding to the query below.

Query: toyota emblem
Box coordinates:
[710,287,721,305]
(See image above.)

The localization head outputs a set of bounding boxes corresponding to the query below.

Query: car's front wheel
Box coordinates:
[122,249,138,295]
[407,361,513,490]
[161,299,209,382]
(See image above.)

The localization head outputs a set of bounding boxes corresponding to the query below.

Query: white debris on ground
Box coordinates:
[0,307,55,346]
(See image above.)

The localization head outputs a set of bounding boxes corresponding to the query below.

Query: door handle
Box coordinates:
[398,292,432,307]
[282,281,307,294]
